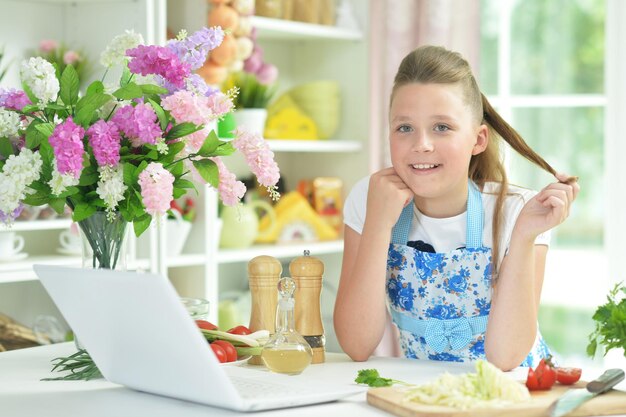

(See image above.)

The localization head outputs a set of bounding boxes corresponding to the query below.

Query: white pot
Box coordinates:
[166,211,192,256]
[231,108,268,134]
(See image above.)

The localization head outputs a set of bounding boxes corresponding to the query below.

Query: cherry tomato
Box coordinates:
[210,344,227,363]
[556,367,582,385]
[212,340,237,362]
[196,320,218,331]
[526,357,557,391]
[227,325,251,335]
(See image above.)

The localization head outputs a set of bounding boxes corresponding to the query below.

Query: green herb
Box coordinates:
[42,349,102,381]
[588,282,626,358]
[355,369,410,387]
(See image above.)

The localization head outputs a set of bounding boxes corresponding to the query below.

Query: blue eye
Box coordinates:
[397,124,413,133]
[434,124,450,132]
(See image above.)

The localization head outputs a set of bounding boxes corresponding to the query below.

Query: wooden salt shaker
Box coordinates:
[289,250,325,364]
[248,255,282,365]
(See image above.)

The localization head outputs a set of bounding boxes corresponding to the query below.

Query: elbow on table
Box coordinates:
[485,349,529,371]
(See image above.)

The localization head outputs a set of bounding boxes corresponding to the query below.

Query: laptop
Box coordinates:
[33,264,364,411]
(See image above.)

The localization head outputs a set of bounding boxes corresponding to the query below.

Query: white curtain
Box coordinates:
[367,0,480,357]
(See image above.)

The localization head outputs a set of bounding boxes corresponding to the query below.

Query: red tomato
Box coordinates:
[526,357,557,391]
[556,367,582,385]
[210,344,227,363]
[212,340,237,362]
[196,320,218,331]
[227,325,251,335]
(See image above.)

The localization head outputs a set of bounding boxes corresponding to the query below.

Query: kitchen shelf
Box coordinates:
[217,240,343,264]
[1,218,72,232]
[251,16,362,41]
[267,139,362,153]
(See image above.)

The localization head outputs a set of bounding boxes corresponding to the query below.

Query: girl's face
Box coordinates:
[389,82,488,216]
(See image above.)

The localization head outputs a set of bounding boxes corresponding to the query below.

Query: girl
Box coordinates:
[334,45,579,371]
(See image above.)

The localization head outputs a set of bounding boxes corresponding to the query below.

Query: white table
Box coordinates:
[1,343,624,417]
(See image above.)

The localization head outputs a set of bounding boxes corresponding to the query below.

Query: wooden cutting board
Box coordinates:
[367,381,626,417]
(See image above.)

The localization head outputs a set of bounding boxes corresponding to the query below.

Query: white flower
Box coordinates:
[19,57,59,106]
[0,148,42,215]
[156,138,169,155]
[96,165,127,215]
[0,108,21,138]
[100,30,144,68]
[49,160,79,196]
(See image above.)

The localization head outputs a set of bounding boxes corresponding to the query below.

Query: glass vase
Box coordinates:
[78,211,129,270]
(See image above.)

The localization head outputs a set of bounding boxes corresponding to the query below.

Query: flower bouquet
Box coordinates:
[0,27,280,269]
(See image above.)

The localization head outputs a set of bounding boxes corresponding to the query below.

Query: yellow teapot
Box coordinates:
[219,200,277,249]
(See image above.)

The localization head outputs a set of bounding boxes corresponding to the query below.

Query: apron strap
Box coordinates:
[390,180,484,248]
[466,181,484,249]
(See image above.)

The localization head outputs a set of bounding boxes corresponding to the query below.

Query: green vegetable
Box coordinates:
[42,349,102,381]
[355,369,410,387]
[404,360,529,410]
[588,282,626,358]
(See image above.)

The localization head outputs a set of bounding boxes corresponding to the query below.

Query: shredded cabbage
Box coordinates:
[404,360,530,410]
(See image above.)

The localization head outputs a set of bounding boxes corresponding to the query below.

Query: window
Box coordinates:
[479,0,607,366]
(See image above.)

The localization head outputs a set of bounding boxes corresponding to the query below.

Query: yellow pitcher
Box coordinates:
[219,200,277,248]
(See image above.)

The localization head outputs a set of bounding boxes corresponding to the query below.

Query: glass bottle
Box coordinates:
[261,277,312,375]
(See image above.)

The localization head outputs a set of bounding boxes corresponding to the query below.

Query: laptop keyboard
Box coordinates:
[230,376,310,399]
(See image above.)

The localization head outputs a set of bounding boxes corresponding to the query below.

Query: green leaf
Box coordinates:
[21,81,38,106]
[133,160,148,182]
[78,165,99,186]
[72,203,97,222]
[133,214,152,237]
[197,130,220,157]
[21,104,41,114]
[120,65,132,87]
[173,178,195,190]
[59,64,80,108]
[75,92,112,127]
[46,103,67,111]
[140,84,168,95]
[34,122,55,139]
[166,122,202,140]
[192,159,219,188]
[354,369,407,388]
[123,163,135,186]
[86,80,105,95]
[148,98,168,130]
[0,137,13,159]
[112,82,143,100]
[173,188,186,199]
[212,142,235,156]
[168,161,183,178]
[48,197,67,214]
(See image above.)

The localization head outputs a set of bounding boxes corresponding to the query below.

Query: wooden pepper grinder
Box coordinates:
[289,250,325,364]
[248,255,282,365]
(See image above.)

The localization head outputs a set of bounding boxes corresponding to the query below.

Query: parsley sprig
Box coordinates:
[42,349,102,381]
[588,282,626,358]
[355,369,411,387]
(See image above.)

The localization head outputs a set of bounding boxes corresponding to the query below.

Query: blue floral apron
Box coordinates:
[385,181,551,367]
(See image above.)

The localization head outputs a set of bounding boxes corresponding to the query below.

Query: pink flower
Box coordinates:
[138,162,174,216]
[0,88,31,111]
[48,117,85,178]
[256,63,278,85]
[232,128,280,187]
[39,39,58,53]
[111,103,162,147]
[63,50,80,65]
[211,157,246,206]
[206,92,234,119]
[161,90,210,125]
[87,120,121,167]
[126,45,191,89]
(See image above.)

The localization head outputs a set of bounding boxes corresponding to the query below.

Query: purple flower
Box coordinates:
[167,27,225,70]
[0,203,24,222]
[0,88,32,111]
[48,117,85,178]
[87,120,122,167]
[111,103,162,147]
[126,45,191,89]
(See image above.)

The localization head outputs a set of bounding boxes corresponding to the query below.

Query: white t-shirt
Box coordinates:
[343,176,550,266]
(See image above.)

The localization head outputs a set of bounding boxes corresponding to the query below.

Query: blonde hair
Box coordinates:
[391,45,563,277]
